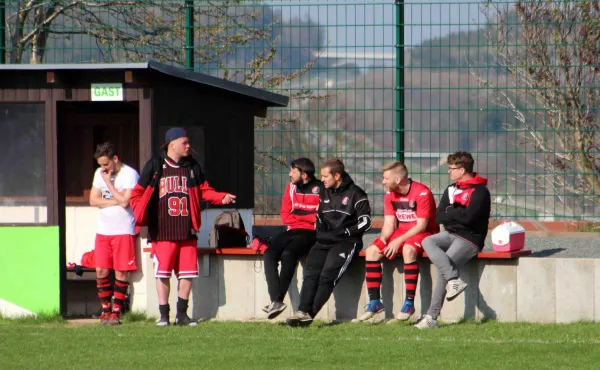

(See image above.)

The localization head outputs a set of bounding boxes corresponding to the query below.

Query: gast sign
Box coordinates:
[91,83,123,101]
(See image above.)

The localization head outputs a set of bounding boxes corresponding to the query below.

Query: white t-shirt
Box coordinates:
[92,164,140,236]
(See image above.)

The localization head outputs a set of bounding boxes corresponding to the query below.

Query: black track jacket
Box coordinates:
[315,172,372,245]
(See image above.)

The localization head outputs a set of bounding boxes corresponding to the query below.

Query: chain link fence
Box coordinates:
[1,0,597,220]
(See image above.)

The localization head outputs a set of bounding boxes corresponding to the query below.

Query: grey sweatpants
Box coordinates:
[422,231,478,319]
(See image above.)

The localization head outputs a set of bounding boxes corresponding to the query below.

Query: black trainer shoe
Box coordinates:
[265,301,287,320]
[155,316,170,327]
[175,314,198,326]
[285,311,313,327]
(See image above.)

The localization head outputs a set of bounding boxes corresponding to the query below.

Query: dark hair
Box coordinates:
[94,142,118,160]
[322,159,345,176]
[290,157,316,178]
[447,151,474,173]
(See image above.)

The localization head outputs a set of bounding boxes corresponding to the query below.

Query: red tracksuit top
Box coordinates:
[280,178,322,230]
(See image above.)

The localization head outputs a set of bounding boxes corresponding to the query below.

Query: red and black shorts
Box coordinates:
[372,229,431,260]
[151,240,198,279]
[94,234,137,271]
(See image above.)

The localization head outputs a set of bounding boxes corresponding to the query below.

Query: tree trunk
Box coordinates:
[30,31,46,64]
[30,6,48,64]
[9,1,25,63]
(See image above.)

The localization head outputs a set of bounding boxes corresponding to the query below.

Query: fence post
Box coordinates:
[0,1,5,64]
[185,0,194,70]
[395,0,404,162]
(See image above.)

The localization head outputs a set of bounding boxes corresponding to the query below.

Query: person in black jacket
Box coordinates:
[286,159,372,327]
[415,151,491,329]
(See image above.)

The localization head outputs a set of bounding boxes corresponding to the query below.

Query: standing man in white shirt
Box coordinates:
[89,142,140,326]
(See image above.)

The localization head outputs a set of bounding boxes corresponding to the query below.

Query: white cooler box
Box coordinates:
[491,221,525,252]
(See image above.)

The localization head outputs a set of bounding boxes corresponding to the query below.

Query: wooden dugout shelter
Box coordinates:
[0,61,288,316]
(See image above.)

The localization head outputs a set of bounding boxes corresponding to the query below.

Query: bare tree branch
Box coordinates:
[472,0,600,216]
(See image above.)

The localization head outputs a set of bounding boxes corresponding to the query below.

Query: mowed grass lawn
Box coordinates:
[1,315,599,369]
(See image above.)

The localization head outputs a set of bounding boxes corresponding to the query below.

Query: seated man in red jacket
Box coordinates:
[262,158,322,319]
[130,128,236,327]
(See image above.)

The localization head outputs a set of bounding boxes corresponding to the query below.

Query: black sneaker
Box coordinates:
[155,316,170,327]
[175,314,198,326]
[285,311,313,327]
[265,302,287,320]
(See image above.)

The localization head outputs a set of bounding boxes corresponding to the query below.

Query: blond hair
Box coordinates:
[382,161,408,179]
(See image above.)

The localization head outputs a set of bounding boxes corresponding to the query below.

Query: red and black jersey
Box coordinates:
[156,159,194,241]
[436,173,491,249]
[383,180,438,234]
[130,153,227,242]
[280,178,322,230]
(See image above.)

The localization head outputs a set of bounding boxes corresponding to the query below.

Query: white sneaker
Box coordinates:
[446,278,468,301]
[386,302,416,324]
[413,315,438,329]
[352,300,384,323]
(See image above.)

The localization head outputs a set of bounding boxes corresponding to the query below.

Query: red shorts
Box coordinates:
[94,234,137,271]
[372,229,431,260]
[152,240,198,279]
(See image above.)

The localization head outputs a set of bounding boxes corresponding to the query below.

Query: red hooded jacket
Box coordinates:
[280,178,322,230]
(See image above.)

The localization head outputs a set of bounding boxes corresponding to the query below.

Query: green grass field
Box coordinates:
[1,315,599,369]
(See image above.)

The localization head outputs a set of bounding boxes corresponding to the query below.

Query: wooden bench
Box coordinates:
[136,246,531,278]
[141,246,532,259]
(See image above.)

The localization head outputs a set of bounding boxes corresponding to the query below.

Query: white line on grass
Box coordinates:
[4,332,599,345]
[69,333,600,345]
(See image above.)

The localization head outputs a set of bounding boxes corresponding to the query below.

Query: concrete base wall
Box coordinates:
[63,207,253,317]
[128,254,600,324]
[58,208,596,324]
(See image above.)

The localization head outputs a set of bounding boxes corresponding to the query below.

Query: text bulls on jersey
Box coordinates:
[159,176,188,198]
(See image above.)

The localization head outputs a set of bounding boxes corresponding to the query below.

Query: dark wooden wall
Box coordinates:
[152,75,256,209]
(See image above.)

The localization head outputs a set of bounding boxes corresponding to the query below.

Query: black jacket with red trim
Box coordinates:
[129,153,226,241]
[315,172,372,245]
[280,178,322,230]
[435,174,491,249]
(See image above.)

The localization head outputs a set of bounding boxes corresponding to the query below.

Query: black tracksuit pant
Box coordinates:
[298,240,362,317]
[264,229,316,303]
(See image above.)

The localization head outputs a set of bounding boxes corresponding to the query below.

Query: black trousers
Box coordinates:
[263,229,316,303]
[298,241,362,317]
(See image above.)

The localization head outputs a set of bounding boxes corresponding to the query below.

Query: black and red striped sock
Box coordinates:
[365,262,383,301]
[113,279,129,314]
[404,262,420,302]
[96,277,112,313]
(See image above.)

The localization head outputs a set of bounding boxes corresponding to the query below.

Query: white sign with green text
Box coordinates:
[91,83,123,101]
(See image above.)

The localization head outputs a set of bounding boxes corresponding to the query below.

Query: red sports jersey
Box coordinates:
[383,180,438,234]
[156,159,194,241]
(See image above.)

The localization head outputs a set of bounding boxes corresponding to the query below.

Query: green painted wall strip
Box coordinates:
[0,227,60,313]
